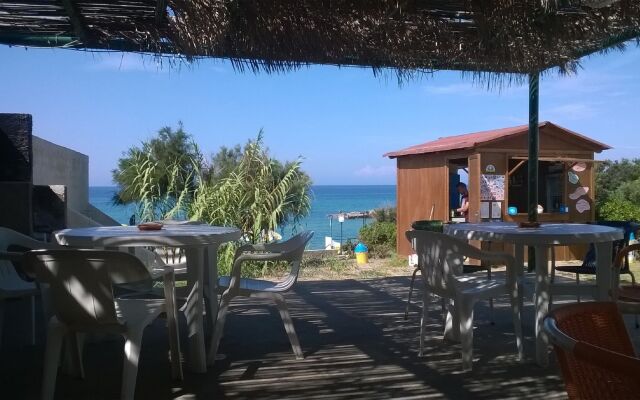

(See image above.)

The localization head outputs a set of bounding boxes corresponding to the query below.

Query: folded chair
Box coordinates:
[551,221,638,302]
[611,243,640,328]
[0,227,59,347]
[23,249,182,400]
[208,231,314,365]
[406,230,523,371]
[544,302,640,400]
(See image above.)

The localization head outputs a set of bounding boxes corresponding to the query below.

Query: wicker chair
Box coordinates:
[544,302,640,400]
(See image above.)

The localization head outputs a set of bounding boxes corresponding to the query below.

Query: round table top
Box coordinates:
[55,225,242,248]
[444,222,624,245]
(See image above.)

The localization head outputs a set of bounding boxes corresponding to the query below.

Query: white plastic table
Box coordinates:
[55,224,242,373]
[444,222,623,366]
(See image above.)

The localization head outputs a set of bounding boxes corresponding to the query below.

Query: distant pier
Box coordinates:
[327,211,372,220]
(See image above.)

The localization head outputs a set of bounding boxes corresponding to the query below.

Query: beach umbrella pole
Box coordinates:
[528,72,540,223]
[528,72,540,271]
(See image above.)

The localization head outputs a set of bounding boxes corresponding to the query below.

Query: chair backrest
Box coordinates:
[587,221,639,270]
[22,249,151,331]
[280,231,314,280]
[612,243,640,295]
[229,231,314,292]
[405,230,467,296]
[0,226,57,290]
[545,302,640,400]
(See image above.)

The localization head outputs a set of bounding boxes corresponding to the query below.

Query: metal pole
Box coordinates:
[528,72,540,223]
[329,217,333,238]
[528,72,540,272]
[340,220,343,254]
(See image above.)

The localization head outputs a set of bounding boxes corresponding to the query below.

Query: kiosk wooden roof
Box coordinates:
[385,122,611,158]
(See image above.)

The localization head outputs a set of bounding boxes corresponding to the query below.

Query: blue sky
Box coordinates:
[1,43,639,186]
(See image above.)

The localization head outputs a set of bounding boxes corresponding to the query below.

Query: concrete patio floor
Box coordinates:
[3,274,626,399]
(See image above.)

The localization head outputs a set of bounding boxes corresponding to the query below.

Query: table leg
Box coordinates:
[443,299,460,342]
[184,247,207,373]
[204,244,220,331]
[514,245,526,310]
[534,245,550,367]
[595,241,614,301]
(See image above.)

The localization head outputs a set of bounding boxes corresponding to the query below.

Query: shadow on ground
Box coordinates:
[1,275,578,399]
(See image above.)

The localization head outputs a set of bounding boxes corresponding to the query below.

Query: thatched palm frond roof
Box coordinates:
[1,1,639,80]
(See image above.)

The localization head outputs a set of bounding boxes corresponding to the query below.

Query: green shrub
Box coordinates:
[342,239,356,256]
[359,221,397,258]
[372,206,397,223]
[599,196,640,222]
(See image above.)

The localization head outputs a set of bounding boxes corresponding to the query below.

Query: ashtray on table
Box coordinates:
[137,222,164,231]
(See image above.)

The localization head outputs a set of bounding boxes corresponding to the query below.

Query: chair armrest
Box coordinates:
[151,266,175,279]
[236,242,288,254]
[453,247,517,282]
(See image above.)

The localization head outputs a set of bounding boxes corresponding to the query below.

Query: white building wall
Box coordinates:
[31,136,118,227]
[32,136,89,211]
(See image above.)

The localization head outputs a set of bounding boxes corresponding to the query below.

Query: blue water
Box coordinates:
[89,185,396,250]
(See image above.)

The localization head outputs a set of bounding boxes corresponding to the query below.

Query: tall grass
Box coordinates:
[190,134,311,275]
[115,147,200,222]
[114,131,311,276]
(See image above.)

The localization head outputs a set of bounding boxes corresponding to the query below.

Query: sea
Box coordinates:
[89,185,396,250]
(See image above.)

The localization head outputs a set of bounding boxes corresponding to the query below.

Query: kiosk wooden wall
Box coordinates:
[393,123,603,260]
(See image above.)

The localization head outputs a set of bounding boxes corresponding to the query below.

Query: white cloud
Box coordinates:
[355,164,395,177]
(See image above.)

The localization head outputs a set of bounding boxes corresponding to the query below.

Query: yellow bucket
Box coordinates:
[356,251,369,265]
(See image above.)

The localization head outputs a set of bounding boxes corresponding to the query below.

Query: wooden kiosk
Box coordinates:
[385,121,611,260]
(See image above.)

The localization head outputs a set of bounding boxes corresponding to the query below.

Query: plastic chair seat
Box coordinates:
[116,298,166,324]
[555,265,597,275]
[462,265,491,274]
[218,276,294,293]
[456,275,509,297]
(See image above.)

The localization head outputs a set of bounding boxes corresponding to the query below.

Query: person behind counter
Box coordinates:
[456,182,470,221]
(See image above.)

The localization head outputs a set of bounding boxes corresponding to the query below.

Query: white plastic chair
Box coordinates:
[406,230,523,371]
[0,227,59,346]
[23,249,182,400]
[208,231,314,364]
[151,220,206,275]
